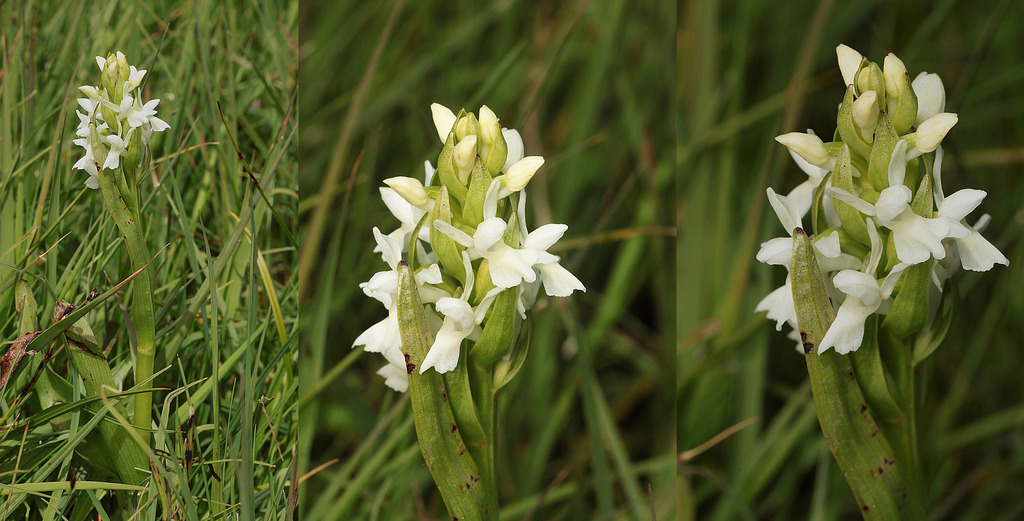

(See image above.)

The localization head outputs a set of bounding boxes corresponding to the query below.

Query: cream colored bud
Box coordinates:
[383,176,431,208]
[79,85,102,100]
[775,132,832,168]
[836,44,863,87]
[883,53,907,99]
[852,90,879,131]
[912,72,945,127]
[504,156,544,192]
[453,135,478,184]
[430,103,457,143]
[479,105,499,145]
[910,113,958,155]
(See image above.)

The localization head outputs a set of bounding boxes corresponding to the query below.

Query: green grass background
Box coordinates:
[0,1,297,519]
[297,0,675,519]
[680,0,1024,519]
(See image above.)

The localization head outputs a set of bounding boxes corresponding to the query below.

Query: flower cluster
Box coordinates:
[758,45,1008,354]
[73,51,169,189]
[354,104,585,391]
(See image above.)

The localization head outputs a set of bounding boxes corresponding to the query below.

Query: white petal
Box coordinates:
[755,279,796,332]
[502,128,524,172]
[436,297,475,329]
[836,44,863,87]
[537,262,585,296]
[832,270,882,308]
[376,362,409,392]
[932,146,946,206]
[420,319,467,374]
[487,244,536,288]
[474,218,508,249]
[818,297,873,354]
[827,187,876,216]
[887,140,908,188]
[957,229,1009,271]
[879,263,909,299]
[524,223,568,251]
[874,185,912,225]
[912,72,945,127]
[938,189,985,222]
[430,103,457,142]
[433,220,474,249]
[766,187,802,235]
[756,237,793,267]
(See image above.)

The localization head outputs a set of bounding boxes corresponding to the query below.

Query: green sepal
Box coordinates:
[397,262,492,520]
[809,172,832,234]
[462,156,491,228]
[473,260,497,303]
[832,144,871,245]
[494,321,531,391]
[485,124,507,176]
[838,87,873,158]
[469,288,518,367]
[848,316,905,432]
[860,63,887,111]
[431,186,467,283]
[889,70,918,136]
[124,126,143,173]
[437,131,468,203]
[913,278,957,365]
[882,262,930,339]
[868,112,898,190]
[790,227,924,519]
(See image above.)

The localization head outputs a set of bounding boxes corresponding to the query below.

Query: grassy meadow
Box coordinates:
[297,0,675,519]
[680,0,1024,519]
[0,1,297,519]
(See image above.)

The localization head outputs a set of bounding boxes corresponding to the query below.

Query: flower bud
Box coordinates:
[502,156,544,194]
[912,72,945,127]
[775,132,833,169]
[453,135,477,185]
[882,53,907,99]
[905,113,957,158]
[836,44,864,88]
[462,156,490,227]
[852,90,879,140]
[99,51,130,103]
[455,112,479,142]
[79,85,102,101]
[857,63,886,110]
[479,105,499,145]
[430,103,456,142]
[436,131,467,202]
[837,87,872,158]
[470,288,518,366]
[124,125,144,172]
[384,176,431,210]
[867,112,898,189]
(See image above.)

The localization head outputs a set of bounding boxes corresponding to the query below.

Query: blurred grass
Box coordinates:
[680,1,1024,519]
[0,1,297,519]
[297,0,675,519]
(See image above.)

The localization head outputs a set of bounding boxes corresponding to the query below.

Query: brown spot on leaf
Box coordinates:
[69,339,105,359]
[406,362,415,374]
[861,404,868,413]
[451,424,457,433]
[795,227,806,236]
[862,505,870,512]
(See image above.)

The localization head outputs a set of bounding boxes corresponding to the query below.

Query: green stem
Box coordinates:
[470,360,500,519]
[98,166,156,448]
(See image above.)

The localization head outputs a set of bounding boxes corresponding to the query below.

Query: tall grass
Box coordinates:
[0,1,297,519]
[680,1,1024,519]
[297,0,675,519]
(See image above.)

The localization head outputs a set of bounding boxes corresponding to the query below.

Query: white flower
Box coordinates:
[819,220,908,354]
[516,191,585,297]
[102,132,129,170]
[782,129,831,218]
[829,140,950,265]
[930,147,1009,273]
[120,96,169,133]
[125,66,146,93]
[755,188,859,331]
[353,228,446,376]
[906,113,957,159]
[378,187,429,253]
[376,360,409,392]
[498,156,544,198]
[383,176,432,211]
[421,253,479,374]
[433,182,538,289]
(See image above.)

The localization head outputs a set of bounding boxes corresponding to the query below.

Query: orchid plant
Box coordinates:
[758,45,1007,519]
[354,103,584,519]
[73,51,169,453]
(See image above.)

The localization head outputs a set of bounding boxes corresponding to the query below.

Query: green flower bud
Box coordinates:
[886,58,918,135]
[436,131,467,203]
[469,287,518,366]
[124,127,144,173]
[832,144,870,245]
[857,62,886,111]
[99,51,129,103]
[867,112,898,190]
[453,135,477,185]
[837,86,873,158]
[461,156,490,227]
